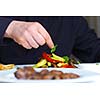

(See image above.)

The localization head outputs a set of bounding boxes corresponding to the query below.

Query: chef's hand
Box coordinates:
[4,21,54,49]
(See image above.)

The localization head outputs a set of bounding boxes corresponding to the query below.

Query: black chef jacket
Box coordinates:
[0,16,100,64]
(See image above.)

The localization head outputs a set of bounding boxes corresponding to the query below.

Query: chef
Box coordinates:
[0,16,100,64]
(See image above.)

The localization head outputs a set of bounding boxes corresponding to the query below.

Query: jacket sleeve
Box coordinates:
[0,17,13,44]
[72,17,100,62]
[0,16,27,45]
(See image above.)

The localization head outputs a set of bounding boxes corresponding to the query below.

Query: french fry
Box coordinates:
[0,64,15,70]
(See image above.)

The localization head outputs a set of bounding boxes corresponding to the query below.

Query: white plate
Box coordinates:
[77,63,100,73]
[0,65,100,83]
[0,67,17,76]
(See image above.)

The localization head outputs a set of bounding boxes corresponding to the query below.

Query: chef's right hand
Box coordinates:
[4,21,54,49]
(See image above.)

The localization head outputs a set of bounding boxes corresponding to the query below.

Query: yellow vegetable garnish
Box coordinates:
[33,59,47,68]
[52,53,65,62]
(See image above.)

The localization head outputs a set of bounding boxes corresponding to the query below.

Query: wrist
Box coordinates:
[4,20,17,38]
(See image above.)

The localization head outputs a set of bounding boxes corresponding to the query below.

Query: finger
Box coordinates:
[14,37,32,49]
[38,25,54,48]
[30,30,46,46]
[20,40,32,49]
[25,33,39,48]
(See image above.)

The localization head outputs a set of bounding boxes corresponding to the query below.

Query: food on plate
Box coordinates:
[0,64,15,70]
[14,67,80,80]
[33,45,79,68]
[33,52,78,68]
